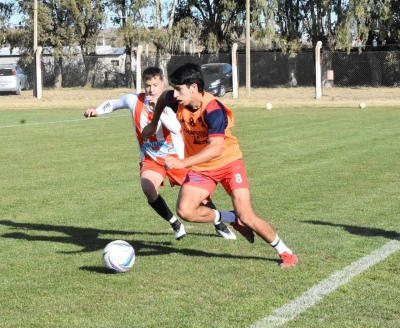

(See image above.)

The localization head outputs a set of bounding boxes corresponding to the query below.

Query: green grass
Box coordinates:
[1,104,399,327]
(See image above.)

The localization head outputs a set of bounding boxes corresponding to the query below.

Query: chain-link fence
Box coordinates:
[2,49,399,89]
[41,55,130,88]
[151,50,400,88]
[322,51,400,87]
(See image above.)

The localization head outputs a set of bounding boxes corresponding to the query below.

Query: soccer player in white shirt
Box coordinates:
[84,67,235,240]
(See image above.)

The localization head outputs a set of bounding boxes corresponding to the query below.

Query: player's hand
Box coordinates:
[164,155,185,170]
[84,108,98,117]
[145,95,156,110]
[141,122,157,140]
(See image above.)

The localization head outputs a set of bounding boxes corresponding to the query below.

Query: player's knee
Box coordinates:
[141,182,158,200]
[176,206,195,222]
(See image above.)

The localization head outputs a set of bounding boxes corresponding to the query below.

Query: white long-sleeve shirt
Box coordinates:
[95,93,184,164]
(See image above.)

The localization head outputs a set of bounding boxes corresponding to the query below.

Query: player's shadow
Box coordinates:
[0,220,271,270]
[303,220,399,240]
[0,219,135,253]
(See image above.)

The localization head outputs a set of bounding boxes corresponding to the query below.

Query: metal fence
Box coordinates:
[322,51,400,87]
[2,50,399,89]
[165,50,400,88]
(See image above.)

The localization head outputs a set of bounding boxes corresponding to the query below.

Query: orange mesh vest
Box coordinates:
[176,92,242,171]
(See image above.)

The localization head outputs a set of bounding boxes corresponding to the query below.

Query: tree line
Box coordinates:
[1,0,399,87]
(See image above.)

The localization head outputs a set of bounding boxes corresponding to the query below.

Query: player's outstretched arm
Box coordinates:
[142,90,168,139]
[84,94,135,118]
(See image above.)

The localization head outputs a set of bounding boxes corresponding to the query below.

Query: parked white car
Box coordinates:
[0,64,29,95]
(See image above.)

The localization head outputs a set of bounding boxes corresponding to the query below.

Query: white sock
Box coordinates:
[269,234,292,255]
[169,216,177,224]
[213,210,221,225]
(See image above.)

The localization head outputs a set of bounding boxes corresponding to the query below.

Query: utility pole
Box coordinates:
[33,0,37,52]
[33,0,42,99]
[246,0,251,97]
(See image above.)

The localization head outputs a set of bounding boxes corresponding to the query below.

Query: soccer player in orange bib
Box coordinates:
[84,67,236,241]
[142,63,298,267]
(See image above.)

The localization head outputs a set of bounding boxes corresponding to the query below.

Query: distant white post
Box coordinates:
[315,41,322,99]
[231,43,238,99]
[136,45,143,93]
[34,47,42,99]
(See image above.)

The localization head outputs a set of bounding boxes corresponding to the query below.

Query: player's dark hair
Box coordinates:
[169,63,204,92]
[142,67,164,82]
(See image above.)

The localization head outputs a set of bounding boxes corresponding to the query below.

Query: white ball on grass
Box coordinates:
[359,103,366,109]
[266,103,273,110]
[102,240,135,272]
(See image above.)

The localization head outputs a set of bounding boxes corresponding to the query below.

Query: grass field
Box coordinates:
[1,88,399,327]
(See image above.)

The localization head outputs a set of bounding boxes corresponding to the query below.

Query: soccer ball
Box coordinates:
[102,240,135,272]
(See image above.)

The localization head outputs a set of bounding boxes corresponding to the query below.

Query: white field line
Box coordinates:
[251,237,400,328]
[0,114,129,129]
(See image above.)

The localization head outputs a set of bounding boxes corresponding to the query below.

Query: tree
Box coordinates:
[252,0,304,52]
[0,1,14,39]
[106,0,140,87]
[18,0,105,87]
[68,0,106,87]
[388,0,400,44]
[0,1,27,52]
[252,0,398,53]
[107,0,180,79]
[178,0,247,53]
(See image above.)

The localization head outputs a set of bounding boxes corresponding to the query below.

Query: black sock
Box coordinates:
[202,199,217,210]
[148,195,174,222]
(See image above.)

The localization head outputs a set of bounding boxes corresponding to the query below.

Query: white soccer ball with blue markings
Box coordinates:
[102,240,135,272]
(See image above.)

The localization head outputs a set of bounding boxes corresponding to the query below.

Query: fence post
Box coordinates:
[33,46,42,99]
[315,41,322,99]
[231,43,238,99]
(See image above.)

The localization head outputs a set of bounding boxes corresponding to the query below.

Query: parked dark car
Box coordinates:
[0,64,29,95]
[201,63,232,97]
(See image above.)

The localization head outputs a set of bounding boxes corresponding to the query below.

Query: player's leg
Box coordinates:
[220,159,298,267]
[230,188,276,241]
[176,184,215,222]
[168,168,235,239]
[200,200,236,240]
[230,187,298,267]
[218,159,274,242]
[176,168,226,223]
[140,169,163,202]
[140,163,186,240]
